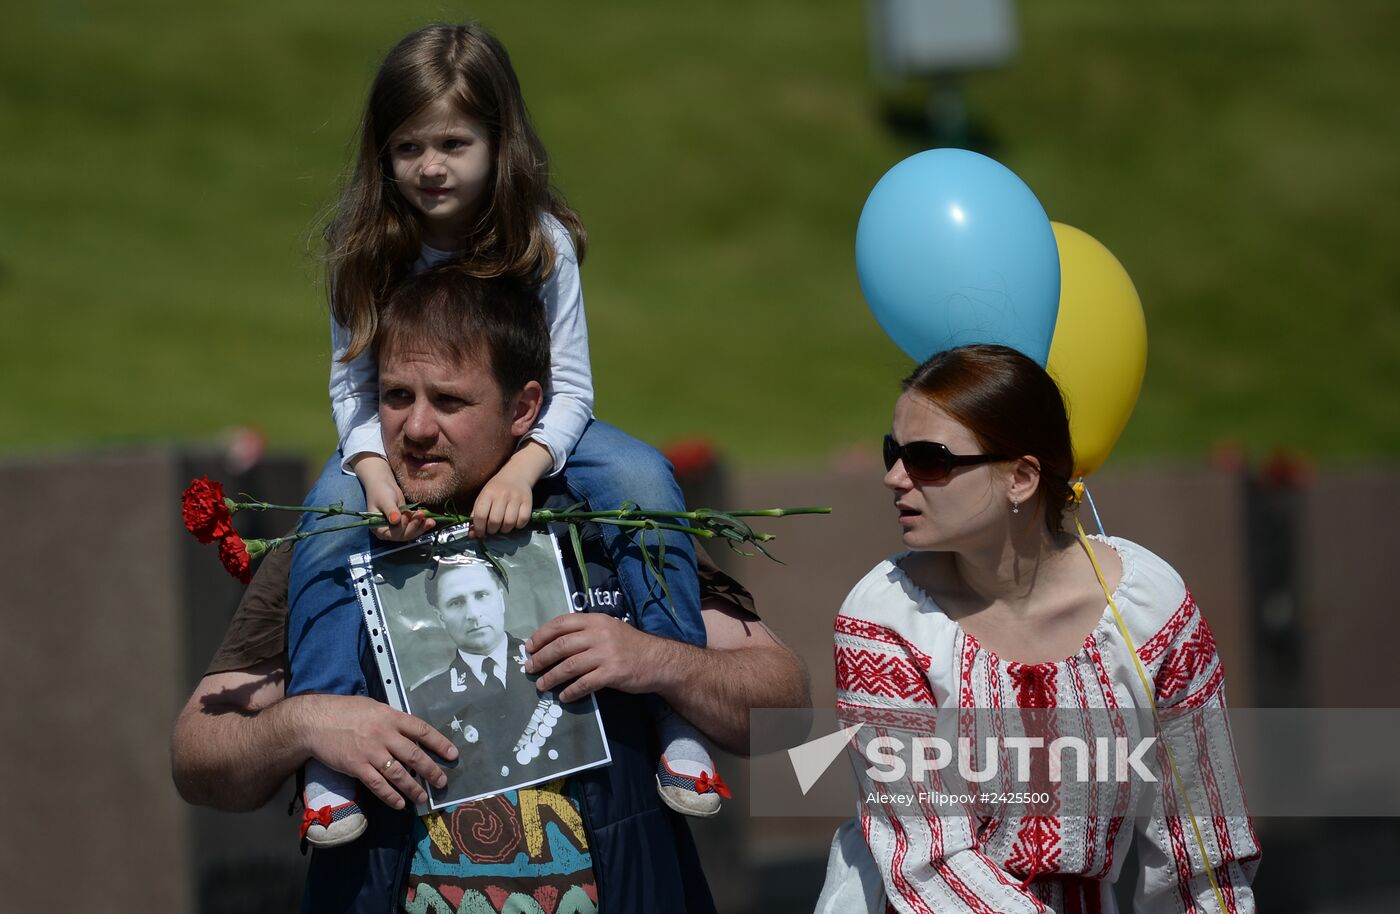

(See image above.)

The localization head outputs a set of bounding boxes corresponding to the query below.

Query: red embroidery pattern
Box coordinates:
[1008,663,1059,709]
[1154,616,1219,704]
[1157,754,1197,909]
[1087,637,1134,867]
[837,700,938,734]
[979,655,1011,849]
[958,633,979,740]
[1005,816,1063,881]
[917,777,948,858]
[931,856,1003,914]
[1137,592,1198,664]
[1172,663,1227,711]
[1068,660,1092,712]
[1194,706,1242,914]
[881,792,938,914]
[836,646,935,705]
[976,848,1051,905]
[1004,664,1063,883]
[1067,662,1102,877]
[1087,639,1122,712]
[1101,817,1127,882]
[836,615,935,672]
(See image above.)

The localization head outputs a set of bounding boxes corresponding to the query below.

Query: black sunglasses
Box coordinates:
[882,434,1013,482]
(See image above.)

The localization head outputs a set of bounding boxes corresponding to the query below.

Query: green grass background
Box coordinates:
[2,1,1396,468]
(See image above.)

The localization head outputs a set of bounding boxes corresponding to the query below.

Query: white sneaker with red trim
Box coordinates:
[301,760,367,847]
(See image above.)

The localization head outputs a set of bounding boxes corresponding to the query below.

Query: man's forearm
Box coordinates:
[172,666,461,813]
[649,637,810,755]
[172,666,317,811]
[171,689,308,812]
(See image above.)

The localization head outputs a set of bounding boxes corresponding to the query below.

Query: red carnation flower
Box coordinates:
[218,531,253,584]
[182,476,234,544]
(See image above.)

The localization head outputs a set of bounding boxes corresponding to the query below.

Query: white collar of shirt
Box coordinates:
[415,243,460,271]
[459,640,509,687]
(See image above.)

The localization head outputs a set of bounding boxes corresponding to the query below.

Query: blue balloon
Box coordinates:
[856,149,1061,365]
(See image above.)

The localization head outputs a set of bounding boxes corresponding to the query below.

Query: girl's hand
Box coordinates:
[374,502,437,542]
[470,473,534,537]
[469,441,552,538]
[351,454,435,542]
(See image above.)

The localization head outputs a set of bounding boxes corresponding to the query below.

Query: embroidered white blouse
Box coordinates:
[820,536,1260,914]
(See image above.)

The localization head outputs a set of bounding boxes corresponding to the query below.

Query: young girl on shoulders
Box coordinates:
[289,22,720,848]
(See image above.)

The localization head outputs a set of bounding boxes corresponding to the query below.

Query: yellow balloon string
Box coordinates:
[1069,482,1230,914]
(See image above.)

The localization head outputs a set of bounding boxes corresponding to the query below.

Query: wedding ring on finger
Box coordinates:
[382,758,397,775]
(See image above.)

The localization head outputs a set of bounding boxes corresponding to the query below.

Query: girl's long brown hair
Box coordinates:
[326,23,586,362]
[902,345,1075,533]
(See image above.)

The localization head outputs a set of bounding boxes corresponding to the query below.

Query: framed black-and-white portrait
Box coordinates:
[352,526,610,811]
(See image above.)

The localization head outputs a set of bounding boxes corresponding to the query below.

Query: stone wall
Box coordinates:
[2,451,1394,912]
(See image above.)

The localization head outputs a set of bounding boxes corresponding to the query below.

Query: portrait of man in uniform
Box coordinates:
[367,541,610,809]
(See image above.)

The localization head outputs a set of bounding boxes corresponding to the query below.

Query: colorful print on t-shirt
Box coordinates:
[402,778,597,914]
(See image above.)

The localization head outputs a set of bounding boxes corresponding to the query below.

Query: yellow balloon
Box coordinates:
[1046,223,1147,477]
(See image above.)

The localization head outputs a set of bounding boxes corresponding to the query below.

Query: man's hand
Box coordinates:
[172,661,459,812]
[523,600,810,755]
[283,694,459,810]
[524,613,661,702]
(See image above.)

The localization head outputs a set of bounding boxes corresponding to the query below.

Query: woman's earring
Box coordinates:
[1011,499,1020,515]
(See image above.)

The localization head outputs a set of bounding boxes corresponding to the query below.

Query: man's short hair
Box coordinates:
[374,266,551,397]
[424,556,506,608]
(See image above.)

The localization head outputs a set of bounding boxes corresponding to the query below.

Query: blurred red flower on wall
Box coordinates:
[664,438,717,481]
[181,475,234,544]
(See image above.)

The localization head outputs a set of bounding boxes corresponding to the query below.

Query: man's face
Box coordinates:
[434,564,507,655]
[379,342,539,507]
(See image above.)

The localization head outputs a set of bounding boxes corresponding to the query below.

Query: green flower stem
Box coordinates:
[246,519,383,555]
[228,499,831,577]
[233,500,830,539]
[230,499,386,521]
[232,499,707,537]
[219,498,830,616]
[531,506,831,521]
[527,515,709,537]
[710,507,832,517]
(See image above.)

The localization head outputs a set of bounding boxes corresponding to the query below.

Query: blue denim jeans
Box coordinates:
[285,419,705,699]
[564,420,705,647]
[286,454,374,697]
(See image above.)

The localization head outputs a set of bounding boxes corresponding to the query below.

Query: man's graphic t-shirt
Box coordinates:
[402,779,597,914]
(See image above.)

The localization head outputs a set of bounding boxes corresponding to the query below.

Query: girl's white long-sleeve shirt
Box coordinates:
[328,214,594,476]
[820,536,1260,914]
